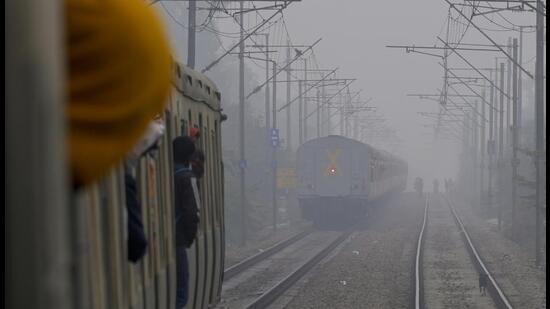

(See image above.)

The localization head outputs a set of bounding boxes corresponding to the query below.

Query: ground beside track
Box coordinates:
[283,192,424,309]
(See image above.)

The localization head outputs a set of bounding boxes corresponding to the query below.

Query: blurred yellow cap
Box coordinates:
[65,0,172,186]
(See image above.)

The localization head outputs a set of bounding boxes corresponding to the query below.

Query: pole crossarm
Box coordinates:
[277,68,339,111]
[408,93,479,97]
[246,38,322,99]
[386,45,501,52]
[201,5,287,73]
[437,41,512,101]
[444,84,489,122]
[272,78,353,83]
[440,62,499,112]
[305,82,358,121]
[463,0,546,15]
[444,0,535,78]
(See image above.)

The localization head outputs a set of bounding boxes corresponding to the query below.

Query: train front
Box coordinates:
[296,136,370,228]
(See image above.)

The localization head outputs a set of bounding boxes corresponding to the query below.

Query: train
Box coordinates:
[7,19,226,307]
[79,62,226,309]
[296,135,408,227]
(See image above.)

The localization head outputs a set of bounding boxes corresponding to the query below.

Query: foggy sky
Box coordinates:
[155,1,543,187]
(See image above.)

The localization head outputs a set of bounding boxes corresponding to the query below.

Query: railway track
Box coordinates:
[217,229,353,309]
[413,194,513,309]
[223,229,313,281]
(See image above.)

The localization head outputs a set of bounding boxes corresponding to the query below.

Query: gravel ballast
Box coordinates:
[451,196,547,309]
[284,192,425,309]
[423,194,496,309]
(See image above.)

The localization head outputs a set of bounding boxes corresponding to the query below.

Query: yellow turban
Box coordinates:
[65,0,172,186]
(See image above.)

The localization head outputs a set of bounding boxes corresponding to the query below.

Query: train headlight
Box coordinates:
[329,167,337,175]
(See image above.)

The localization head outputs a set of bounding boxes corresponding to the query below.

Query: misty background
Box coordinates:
[152,0,544,243]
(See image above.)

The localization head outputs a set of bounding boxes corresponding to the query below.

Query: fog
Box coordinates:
[156,1,540,191]
[154,1,544,243]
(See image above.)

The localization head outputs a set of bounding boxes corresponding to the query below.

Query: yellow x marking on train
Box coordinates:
[325,149,342,176]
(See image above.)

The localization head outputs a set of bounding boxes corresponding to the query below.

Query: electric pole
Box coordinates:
[303,59,308,142]
[316,88,321,137]
[272,60,278,233]
[298,80,303,144]
[264,34,271,147]
[286,44,292,152]
[481,86,486,207]
[187,1,196,68]
[507,38,512,149]
[238,1,246,246]
[511,38,519,240]
[498,61,505,231]
[534,0,544,267]
[487,71,496,207]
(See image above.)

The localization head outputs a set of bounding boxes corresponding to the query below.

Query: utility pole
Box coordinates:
[298,80,303,145]
[473,101,479,201]
[498,62,505,231]
[534,0,544,267]
[316,88,321,137]
[511,38,519,241]
[187,1,196,68]
[506,38,513,148]
[286,44,292,152]
[339,93,345,136]
[238,1,246,246]
[480,86,486,207]
[272,60,278,233]
[518,27,525,145]
[488,70,494,207]
[324,83,330,135]
[303,59,308,142]
[264,34,271,146]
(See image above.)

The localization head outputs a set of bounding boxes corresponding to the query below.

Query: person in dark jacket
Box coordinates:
[126,171,148,262]
[173,136,197,309]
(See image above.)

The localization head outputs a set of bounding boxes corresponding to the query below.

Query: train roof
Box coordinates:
[299,135,407,166]
[172,61,221,112]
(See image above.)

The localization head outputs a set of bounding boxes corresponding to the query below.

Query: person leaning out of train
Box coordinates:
[190,150,205,180]
[172,136,199,308]
[125,115,166,263]
[189,126,201,143]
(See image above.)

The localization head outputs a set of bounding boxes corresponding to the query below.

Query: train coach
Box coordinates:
[78,62,226,309]
[7,52,226,309]
[296,135,407,227]
[6,2,229,309]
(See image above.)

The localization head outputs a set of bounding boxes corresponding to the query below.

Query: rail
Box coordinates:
[245,229,353,309]
[444,196,514,309]
[223,229,313,281]
[413,195,429,309]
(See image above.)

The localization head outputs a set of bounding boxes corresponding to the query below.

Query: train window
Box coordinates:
[176,65,181,78]
[185,75,192,85]
[214,91,221,101]
[205,86,211,95]
[197,80,203,88]
[181,119,188,136]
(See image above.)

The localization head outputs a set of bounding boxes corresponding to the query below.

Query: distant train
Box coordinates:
[296,135,408,227]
